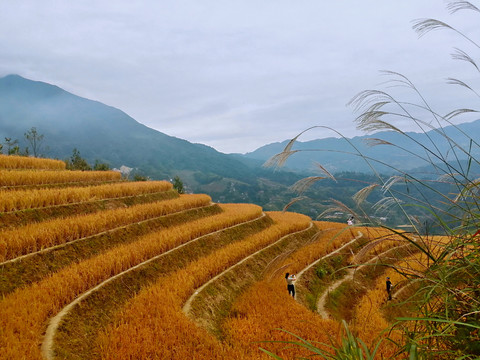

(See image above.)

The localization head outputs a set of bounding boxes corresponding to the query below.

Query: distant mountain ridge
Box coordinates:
[243,119,480,175]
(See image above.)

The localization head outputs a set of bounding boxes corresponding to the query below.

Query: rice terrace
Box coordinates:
[2,1,480,358]
[0,140,476,360]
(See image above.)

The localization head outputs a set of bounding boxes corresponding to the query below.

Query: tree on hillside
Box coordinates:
[173,176,185,194]
[3,137,19,155]
[24,127,45,157]
[66,148,92,170]
[133,174,149,181]
[93,160,111,171]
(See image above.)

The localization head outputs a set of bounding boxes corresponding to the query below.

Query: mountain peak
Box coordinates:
[0,74,70,101]
[1,74,37,84]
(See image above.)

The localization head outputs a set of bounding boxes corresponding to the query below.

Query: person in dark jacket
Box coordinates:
[386,277,392,300]
[285,272,296,298]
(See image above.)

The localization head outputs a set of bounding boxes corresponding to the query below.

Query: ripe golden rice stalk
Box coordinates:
[0,154,66,170]
[0,169,121,187]
[96,211,311,359]
[0,203,262,360]
[0,194,211,262]
[0,181,173,212]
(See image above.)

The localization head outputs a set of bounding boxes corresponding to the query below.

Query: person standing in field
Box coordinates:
[386,277,393,300]
[285,273,296,298]
[347,216,354,226]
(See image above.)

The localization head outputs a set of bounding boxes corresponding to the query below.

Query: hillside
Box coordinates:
[0,154,448,359]
[0,75,272,184]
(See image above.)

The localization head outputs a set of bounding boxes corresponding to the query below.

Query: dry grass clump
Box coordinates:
[0,203,262,360]
[0,180,173,212]
[0,154,66,170]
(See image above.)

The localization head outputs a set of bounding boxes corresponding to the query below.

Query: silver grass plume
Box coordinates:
[316,208,343,220]
[263,150,300,169]
[364,138,394,147]
[353,237,410,264]
[357,118,404,134]
[412,17,479,48]
[373,197,400,214]
[446,1,480,14]
[290,177,326,194]
[353,184,379,207]
[444,108,479,120]
[412,19,454,38]
[451,48,480,72]
[348,90,405,133]
[313,162,337,182]
[382,175,408,193]
[316,200,355,221]
[321,199,358,220]
[437,173,460,183]
[347,89,394,113]
[264,126,320,169]
[446,78,480,98]
[282,196,308,212]
[454,177,480,203]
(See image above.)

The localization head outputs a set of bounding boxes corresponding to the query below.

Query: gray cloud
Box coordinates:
[1,0,479,153]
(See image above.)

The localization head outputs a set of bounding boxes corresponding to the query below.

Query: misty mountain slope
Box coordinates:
[243,119,480,174]
[0,74,255,182]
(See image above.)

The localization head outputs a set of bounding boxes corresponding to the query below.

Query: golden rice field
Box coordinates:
[0,154,66,170]
[0,169,121,187]
[0,180,173,212]
[0,155,429,359]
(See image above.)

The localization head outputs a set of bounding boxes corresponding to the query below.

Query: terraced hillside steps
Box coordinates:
[182,215,316,338]
[0,154,66,170]
[0,203,219,297]
[93,211,312,359]
[43,212,272,360]
[0,193,212,262]
[0,203,263,359]
[0,155,434,359]
[0,180,174,213]
[0,169,122,187]
[0,188,178,230]
[318,239,420,321]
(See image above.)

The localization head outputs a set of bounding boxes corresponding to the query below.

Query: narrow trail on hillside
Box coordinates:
[315,243,414,319]
[182,222,314,316]
[316,269,355,319]
[295,230,364,281]
[40,212,266,360]
[292,229,363,319]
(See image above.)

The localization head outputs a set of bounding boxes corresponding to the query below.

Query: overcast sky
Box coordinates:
[1,1,479,153]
